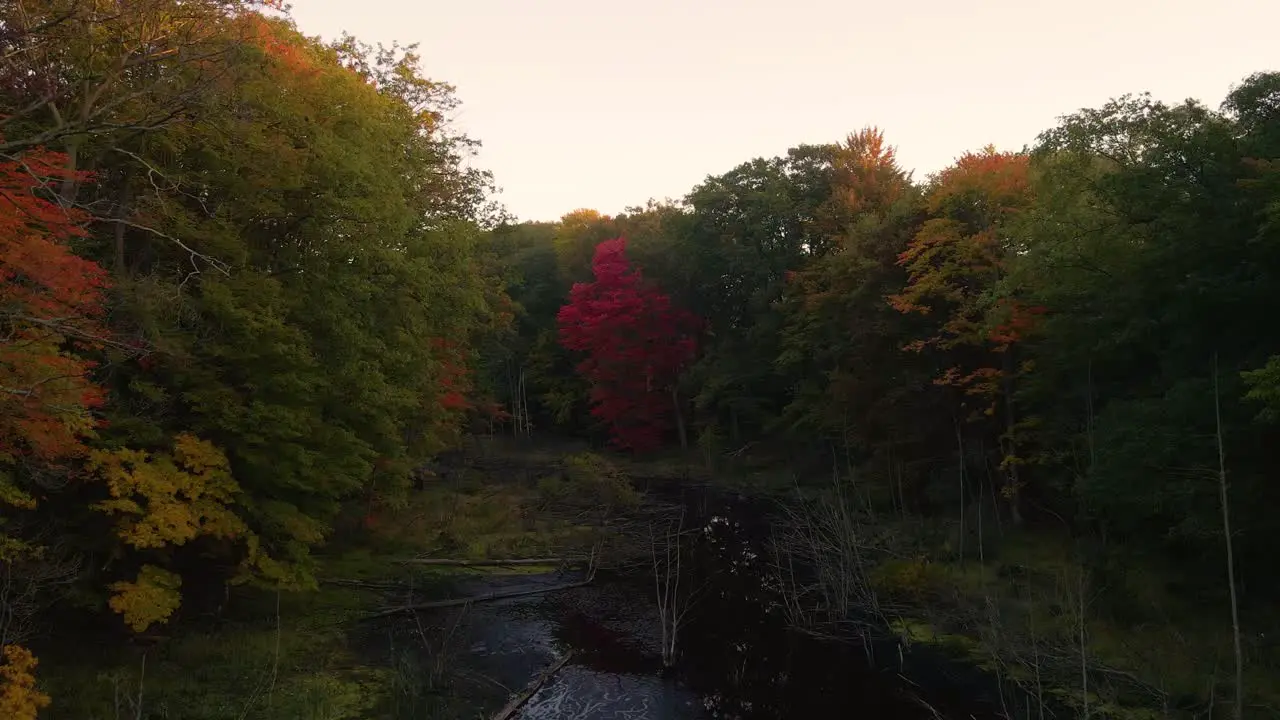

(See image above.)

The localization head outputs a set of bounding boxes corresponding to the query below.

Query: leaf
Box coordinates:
[108,565,182,632]
[89,434,246,549]
[0,140,108,476]
[0,645,50,720]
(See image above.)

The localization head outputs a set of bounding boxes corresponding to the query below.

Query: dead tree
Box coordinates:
[649,504,701,669]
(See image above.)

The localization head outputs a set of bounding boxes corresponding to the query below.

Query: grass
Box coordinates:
[42,581,391,720]
[751,464,1280,719]
[866,524,1280,719]
[358,469,597,562]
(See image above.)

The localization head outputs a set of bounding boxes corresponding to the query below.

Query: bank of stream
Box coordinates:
[367,481,1006,719]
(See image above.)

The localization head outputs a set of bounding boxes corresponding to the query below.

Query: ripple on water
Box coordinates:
[446,571,708,719]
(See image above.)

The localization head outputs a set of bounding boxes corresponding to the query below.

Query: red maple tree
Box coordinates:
[0,139,109,475]
[556,238,699,451]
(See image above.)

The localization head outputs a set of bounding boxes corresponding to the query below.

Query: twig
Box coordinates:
[134,653,145,720]
[268,588,280,705]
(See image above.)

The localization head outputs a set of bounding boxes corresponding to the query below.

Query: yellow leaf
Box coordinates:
[88,434,247,549]
[0,470,36,511]
[109,565,182,632]
[0,645,51,720]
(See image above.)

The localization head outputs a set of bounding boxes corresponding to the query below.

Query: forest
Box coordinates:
[2,1,1279,718]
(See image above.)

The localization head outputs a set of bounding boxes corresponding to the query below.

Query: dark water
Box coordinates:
[375,493,1002,719]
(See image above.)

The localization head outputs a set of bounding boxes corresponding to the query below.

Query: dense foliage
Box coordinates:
[0,1,505,709]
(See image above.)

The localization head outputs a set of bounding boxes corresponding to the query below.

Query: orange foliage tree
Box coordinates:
[0,645,49,720]
[0,140,107,507]
[888,147,1040,522]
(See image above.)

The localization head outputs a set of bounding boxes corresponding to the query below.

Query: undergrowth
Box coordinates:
[37,453,595,719]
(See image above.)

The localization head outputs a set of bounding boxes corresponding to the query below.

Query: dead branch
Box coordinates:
[318,578,418,590]
[366,581,590,619]
[394,557,564,567]
[490,650,575,720]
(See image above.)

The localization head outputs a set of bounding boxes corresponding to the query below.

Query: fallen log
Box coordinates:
[394,557,565,567]
[366,580,589,619]
[320,578,417,590]
[491,650,575,720]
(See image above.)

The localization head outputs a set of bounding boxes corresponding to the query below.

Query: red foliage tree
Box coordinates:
[0,139,108,490]
[556,238,699,452]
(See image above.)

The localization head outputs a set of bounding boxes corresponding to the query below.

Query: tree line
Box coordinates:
[486,73,1280,714]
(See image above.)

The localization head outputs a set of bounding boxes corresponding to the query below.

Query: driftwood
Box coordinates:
[491,650,575,720]
[394,557,564,567]
[366,580,589,619]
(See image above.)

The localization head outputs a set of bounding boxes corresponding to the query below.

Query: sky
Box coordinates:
[287,0,1277,223]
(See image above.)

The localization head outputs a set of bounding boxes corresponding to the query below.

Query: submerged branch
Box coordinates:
[490,650,575,720]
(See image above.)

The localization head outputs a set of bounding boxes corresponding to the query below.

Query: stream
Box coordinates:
[373,490,1005,719]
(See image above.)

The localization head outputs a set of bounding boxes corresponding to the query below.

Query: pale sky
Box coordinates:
[288,0,1277,223]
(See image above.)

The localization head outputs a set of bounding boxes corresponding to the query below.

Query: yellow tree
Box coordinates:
[0,645,49,720]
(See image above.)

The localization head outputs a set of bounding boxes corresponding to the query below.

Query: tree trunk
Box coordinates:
[955,417,966,564]
[1002,353,1024,527]
[113,171,132,274]
[672,386,688,450]
[1214,354,1244,720]
[59,141,80,202]
[522,367,532,437]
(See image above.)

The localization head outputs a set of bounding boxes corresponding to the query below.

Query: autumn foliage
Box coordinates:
[0,141,108,503]
[889,148,1039,393]
[430,337,473,411]
[836,127,908,216]
[557,238,699,451]
[0,645,49,720]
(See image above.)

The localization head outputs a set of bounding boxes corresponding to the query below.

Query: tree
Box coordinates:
[775,129,953,506]
[0,137,106,719]
[0,645,49,720]
[2,6,504,645]
[0,142,106,485]
[889,147,1039,523]
[557,238,699,451]
[679,145,839,445]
